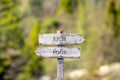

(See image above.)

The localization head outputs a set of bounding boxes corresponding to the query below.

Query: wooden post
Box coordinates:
[57,29,64,80]
[57,58,64,80]
[35,29,85,80]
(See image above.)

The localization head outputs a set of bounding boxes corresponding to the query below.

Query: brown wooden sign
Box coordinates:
[35,47,80,58]
[39,34,85,45]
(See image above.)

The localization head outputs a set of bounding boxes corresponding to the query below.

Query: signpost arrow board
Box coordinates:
[39,34,85,45]
[35,30,85,80]
[35,47,80,58]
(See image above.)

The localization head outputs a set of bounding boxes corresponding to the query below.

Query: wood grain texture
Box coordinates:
[39,34,85,45]
[57,58,64,80]
[35,47,80,58]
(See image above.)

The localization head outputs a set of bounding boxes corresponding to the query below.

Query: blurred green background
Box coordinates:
[0,0,120,80]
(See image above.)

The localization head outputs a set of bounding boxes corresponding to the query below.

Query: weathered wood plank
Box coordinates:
[35,47,80,58]
[39,34,85,45]
[57,58,64,80]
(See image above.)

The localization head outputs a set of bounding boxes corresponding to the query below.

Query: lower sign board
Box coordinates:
[35,47,80,58]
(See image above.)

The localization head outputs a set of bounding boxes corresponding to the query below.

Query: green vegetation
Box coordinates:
[0,0,120,80]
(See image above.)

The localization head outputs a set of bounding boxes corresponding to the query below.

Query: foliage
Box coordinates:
[16,20,44,80]
[0,0,24,80]
[60,0,78,13]
[41,18,60,33]
[104,0,120,63]
[0,0,120,80]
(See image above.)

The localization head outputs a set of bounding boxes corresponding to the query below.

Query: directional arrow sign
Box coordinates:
[35,47,80,58]
[39,34,85,45]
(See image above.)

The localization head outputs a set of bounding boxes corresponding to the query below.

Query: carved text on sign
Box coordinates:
[53,49,67,55]
[53,35,66,42]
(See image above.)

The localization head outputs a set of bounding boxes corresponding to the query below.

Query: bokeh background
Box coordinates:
[0,0,120,80]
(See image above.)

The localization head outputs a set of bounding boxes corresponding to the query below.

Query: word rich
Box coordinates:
[53,35,66,42]
[53,48,67,55]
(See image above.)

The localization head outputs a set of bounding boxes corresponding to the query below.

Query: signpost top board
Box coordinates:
[39,34,85,45]
[35,47,80,58]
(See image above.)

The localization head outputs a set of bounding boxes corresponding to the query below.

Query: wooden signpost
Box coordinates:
[35,30,85,80]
